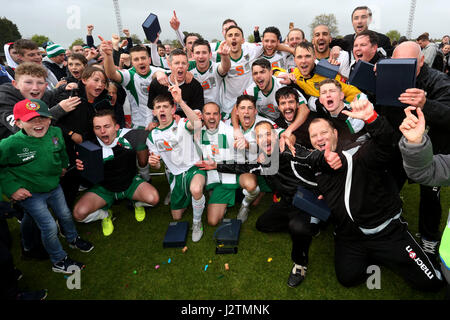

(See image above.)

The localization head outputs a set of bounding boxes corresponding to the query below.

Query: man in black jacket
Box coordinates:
[394,41,450,265]
[305,101,443,291]
[331,6,393,60]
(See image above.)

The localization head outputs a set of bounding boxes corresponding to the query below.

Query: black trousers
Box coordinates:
[256,198,319,266]
[419,185,442,241]
[334,218,444,291]
[0,218,18,299]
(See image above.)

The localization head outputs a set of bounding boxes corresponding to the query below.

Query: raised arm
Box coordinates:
[217,41,231,76]
[169,10,186,48]
[398,106,450,186]
[169,79,202,132]
[98,35,122,83]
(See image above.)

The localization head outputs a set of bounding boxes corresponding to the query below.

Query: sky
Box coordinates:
[2,0,448,48]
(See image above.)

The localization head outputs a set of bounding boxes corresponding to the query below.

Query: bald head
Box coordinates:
[392,41,424,75]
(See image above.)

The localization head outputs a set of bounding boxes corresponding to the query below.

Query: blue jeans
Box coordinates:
[20,185,78,264]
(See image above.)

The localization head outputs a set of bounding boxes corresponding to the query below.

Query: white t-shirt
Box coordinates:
[244,77,285,121]
[198,121,237,186]
[260,51,290,70]
[220,43,264,116]
[244,77,308,121]
[118,66,165,128]
[189,61,225,105]
[225,115,283,163]
[146,118,201,175]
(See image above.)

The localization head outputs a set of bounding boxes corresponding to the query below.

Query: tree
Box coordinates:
[386,30,401,43]
[0,17,21,53]
[70,38,85,48]
[247,34,255,43]
[31,34,50,47]
[162,39,182,49]
[309,14,339,39]
[130,34,142,45]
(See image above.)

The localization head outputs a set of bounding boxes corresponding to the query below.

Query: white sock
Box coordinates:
[242,186,260,207]
[80,209,108,223]
[135,201,153,208]
[192,195,205,223]
[138,163,150,181]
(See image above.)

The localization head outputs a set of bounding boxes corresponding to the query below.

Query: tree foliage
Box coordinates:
[130,33,142,45]
[309,14,339,38]
[31,34,50,47]
[386,30,401,43]
[0,17,21,52]
[70,38,85,48]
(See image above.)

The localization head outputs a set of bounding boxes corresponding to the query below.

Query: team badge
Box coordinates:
[26,101,40,111]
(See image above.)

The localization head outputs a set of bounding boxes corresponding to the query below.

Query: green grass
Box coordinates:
[7,176,449,300]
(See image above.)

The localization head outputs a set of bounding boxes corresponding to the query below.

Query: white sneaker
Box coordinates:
[237,204,250,223]
[192,221,203,242]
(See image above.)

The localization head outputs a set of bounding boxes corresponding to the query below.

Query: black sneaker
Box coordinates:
[421,237,439,266]
[69,236,94,252]
[287,264,307,288]
[52,256,85,274]
[16,289,48,300]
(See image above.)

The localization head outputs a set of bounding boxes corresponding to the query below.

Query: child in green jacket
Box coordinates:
[0,98,93,274]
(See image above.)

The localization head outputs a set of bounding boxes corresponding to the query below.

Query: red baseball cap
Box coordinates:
[13,99,52,122]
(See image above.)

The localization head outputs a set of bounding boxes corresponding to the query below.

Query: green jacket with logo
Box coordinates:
[0,126,69,197]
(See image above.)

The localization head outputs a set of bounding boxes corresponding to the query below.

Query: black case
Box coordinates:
[142,13,161,43]
[292,186,331,222]
[213,219,241,246]
[315,59,340,79]
[163,221,189,248]
[75,141,104,184]
[376,58,417,107]
[348,60,376,94]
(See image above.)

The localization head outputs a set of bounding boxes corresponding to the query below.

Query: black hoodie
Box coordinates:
[0,83,68,139]
[55,80,112,163]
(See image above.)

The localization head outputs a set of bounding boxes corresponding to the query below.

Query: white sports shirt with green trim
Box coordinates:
[221,44,264,116]
[146,118,201,176]
[189,61,225,105]
[244,77,284,121]
[198,121,237,187]
[118,66,165,128]
[261,51,290,70]
[244,77,308,121]
[226,115,283,163]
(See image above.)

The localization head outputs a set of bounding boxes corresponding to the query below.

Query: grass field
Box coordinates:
[7,175,449,300]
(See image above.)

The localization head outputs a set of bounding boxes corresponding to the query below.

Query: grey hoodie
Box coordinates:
[399,134,450,186]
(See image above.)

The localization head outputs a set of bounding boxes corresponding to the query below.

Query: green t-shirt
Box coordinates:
[0,126,69,197]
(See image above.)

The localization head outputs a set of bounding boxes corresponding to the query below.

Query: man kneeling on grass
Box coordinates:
[73,109,159,236]
[147,88,206,243]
